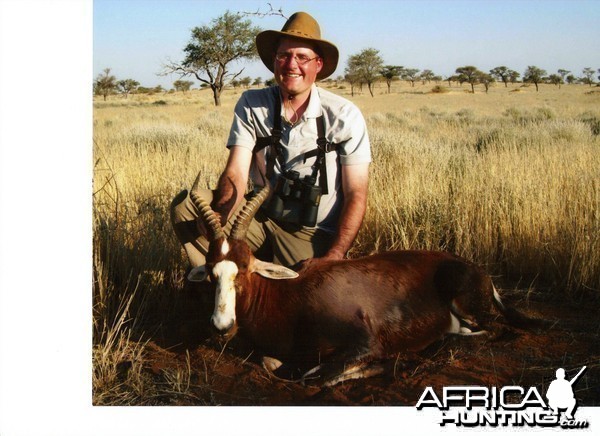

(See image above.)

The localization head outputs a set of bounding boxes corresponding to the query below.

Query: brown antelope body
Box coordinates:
[188,185,531,386]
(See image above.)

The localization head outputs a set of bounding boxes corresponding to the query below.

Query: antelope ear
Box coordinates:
[187,265,208,282]
[252,259,299,280]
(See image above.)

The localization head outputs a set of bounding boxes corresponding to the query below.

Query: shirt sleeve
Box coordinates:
[329,102,371,166]
[226,92,257,151]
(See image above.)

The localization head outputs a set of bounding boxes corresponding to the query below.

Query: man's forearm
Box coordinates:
[212,170,247,226]
[324,162,370,260]
[210,146,253,226]
[325,192,367,259]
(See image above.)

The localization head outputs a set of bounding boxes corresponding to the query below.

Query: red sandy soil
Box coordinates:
[144,285,599,406]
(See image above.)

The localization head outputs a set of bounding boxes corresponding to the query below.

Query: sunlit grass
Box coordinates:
[92,82,600,404]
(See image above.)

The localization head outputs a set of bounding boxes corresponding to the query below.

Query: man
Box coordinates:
[171,11,371,269]
[546,367,586,420]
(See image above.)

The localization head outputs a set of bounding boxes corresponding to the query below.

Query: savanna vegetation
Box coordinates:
[93,80,599,405]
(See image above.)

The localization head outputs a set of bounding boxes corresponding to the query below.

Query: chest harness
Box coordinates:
[252,90,340,195]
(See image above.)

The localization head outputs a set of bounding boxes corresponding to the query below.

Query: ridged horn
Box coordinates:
[189,189,225,241]
[230,184,271,240]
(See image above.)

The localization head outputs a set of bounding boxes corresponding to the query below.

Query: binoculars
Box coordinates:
[266,170,322,227]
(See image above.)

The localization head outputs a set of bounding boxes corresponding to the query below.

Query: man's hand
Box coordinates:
[211,146,253,229]
[296,250,345,272]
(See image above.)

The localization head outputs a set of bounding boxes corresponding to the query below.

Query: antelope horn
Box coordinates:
[189,189,225,241]
[230,184,271,240]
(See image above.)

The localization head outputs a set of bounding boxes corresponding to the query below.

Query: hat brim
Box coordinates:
[256,30,339,81]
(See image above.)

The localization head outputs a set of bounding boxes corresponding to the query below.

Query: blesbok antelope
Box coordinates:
[187,184,538,386]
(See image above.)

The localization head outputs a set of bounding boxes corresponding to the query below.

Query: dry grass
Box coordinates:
[92,81,600,404]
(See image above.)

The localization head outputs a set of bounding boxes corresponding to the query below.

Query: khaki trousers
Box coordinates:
[170,189,334,268]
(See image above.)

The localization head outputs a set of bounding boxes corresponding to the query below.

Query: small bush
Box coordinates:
[503,106,555,125]
[455,108,475,121]
[535,107,555,121]
[153,100,168,106]
[430,85,449,94]
[578,112,600,136]
[473,128,503,153]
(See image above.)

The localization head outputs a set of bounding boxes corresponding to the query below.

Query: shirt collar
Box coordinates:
[276,84,322,122]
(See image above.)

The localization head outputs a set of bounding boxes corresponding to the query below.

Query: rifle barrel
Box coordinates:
[570,366,587,386]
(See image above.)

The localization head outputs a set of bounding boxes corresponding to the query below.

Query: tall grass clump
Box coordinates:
[93,98,232,403]
[578,111,600,136]
[359,106,599,294]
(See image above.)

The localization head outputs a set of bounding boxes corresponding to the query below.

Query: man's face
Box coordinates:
[273,37,323,98]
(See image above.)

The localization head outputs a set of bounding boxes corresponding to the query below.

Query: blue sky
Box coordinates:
[94,0,600,88]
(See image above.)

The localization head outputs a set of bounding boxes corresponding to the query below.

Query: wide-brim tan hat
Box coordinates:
[256,12,339,81]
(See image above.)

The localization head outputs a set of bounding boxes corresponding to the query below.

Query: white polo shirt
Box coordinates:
[227,84,371,233]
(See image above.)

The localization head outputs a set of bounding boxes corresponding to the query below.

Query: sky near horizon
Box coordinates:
[94,0,600,88]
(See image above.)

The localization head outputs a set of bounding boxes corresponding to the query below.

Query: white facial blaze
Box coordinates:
[211,260,238,331]
[221,239,230,256]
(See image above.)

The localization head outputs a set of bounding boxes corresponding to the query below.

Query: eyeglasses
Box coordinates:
[274,52,320,66]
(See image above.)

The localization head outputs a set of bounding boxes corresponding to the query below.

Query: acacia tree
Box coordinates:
[117,79,139,98]
[582,67,595,87]
[240,76,252,88]
[162,11,261,106]
[402,68,420,87]
[523,66,547,91]
[173,80,194,93]
[346,48,383,97]
[446,75,459,87]
[344,60,362,97]
[477,72,494,94]
[94,68,117,101]
[456,66,483,93]
[419,69,435,84]
[490,66,518,87]
[380,65,403,93]
[547,74,563,88]
[557,69,570,84]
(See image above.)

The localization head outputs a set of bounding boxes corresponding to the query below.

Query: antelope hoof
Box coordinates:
[262,356,283,372]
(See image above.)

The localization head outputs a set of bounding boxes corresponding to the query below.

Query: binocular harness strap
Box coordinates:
[252,90,339,195]
[254,88,283,179]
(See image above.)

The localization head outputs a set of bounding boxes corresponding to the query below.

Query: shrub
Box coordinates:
[503,106,555,125]
[430,85,449,94]
[578,112,600,135]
